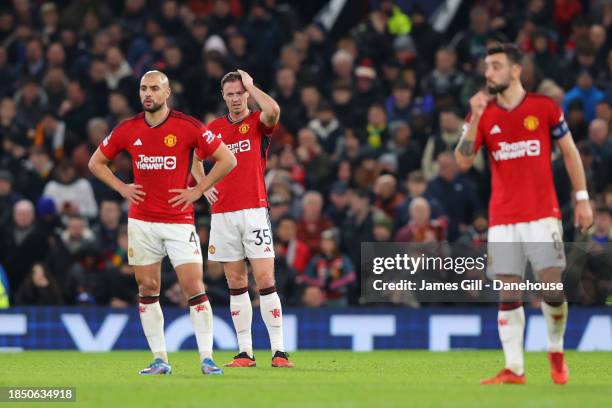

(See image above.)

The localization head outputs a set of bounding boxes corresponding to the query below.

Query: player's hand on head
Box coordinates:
[203,187,218,205]
[168,187,201,211]
[237,69,254,88]
[120,183,146,204]
[470,91,489,118]
[574,200,594,233]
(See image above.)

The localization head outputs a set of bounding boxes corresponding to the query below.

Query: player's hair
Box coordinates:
[220,71,243,90]
[486,42,523,65]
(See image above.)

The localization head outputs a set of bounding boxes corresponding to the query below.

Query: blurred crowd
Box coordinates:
[0,0,611,309]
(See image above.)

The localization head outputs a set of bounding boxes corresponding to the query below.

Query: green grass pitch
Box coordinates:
[0,351,610,407]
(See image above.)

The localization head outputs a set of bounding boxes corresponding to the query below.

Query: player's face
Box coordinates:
[222,80,249,115]
[139,74,170,113]
[484,54,518,94]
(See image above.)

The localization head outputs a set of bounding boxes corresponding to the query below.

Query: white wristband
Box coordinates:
[576,190,589,201]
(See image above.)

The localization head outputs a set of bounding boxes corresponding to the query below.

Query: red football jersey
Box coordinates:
[99,110,222,224]
[468,93,569,226]
[196,111,275,214]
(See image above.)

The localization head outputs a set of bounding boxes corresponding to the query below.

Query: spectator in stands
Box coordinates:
[14,77,48,131]
[0,199,48,296]
[422,109,464,179]
[364,103,388,151]
[387,120,421,177]
[270,67,303,135]
[275,215,310,275]
[451,6,492,70]
[17,145,54,201]
[59,80,95,139]
[395,197,446,242]
[42,159,98,220]
[0,170,23,229]
[301,228,356,307]
[324,181,350,226]
[295,127,332,188]
[564,68,604,123]
[308,101,343,155]
[297,190,333,254]
[14,262,63,305]
[106,224,137,307]
[92,198,122,258]
[421,47,465,103]
[426,152,480,241]
[395,170,444,229]
[373,174,404,219]
[588,118,612,192]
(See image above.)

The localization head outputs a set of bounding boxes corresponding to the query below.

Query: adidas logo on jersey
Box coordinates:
[133,138,143,146]
[264,246,271,253]
[490,125,502,134]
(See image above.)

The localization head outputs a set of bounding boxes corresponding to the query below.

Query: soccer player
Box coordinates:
[455,44,593,385]
[192,70,294,368]
[88,70,237,375]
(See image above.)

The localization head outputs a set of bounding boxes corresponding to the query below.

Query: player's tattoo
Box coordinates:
[457,139,475,156]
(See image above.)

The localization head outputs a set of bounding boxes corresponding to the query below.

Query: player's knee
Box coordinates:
[225,269,248,288]
[180,280,206,298]
[137,277,160,295]
[256,276,275,291]
[226,275,248,289]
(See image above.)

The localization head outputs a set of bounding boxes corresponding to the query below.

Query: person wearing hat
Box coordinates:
[354,63,382,113]
[300,228,356,307]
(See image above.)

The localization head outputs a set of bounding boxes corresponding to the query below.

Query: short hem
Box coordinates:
[128,259,164,266]
[208,256,247,262]
[171,259,204,268]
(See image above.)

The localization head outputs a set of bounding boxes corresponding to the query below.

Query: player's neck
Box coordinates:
[496,83,526,111]
[144,105,170,127]
[228,109,250,123]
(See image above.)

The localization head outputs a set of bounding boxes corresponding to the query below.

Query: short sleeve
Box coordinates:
[99,125,126,160]
[548,99,569,140]
[255,111,277,136]
[194,124,222,160]
[463,112,484,152]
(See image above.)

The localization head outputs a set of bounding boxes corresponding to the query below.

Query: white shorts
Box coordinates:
[127,218,202,267]
[208,208,275,262]
[487,217,566,279]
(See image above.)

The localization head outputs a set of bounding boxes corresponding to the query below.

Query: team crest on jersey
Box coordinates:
[239,123,250,134]
[164,134,177,147]
[128,247,134,258]
[523,115,539,131]
[208,245,216,254]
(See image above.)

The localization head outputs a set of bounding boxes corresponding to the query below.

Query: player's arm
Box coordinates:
[88,148,145,204]
[455,91,488,171]
[191,152,218,204]
[556,133,593,231]
[237,69,280,127]
[169,143,236,210]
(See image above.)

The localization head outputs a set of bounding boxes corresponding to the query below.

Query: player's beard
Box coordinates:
[142,100,164,113]
[487,80,510,95]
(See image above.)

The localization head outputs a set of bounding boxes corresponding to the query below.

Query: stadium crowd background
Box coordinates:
[0,0,610,309]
